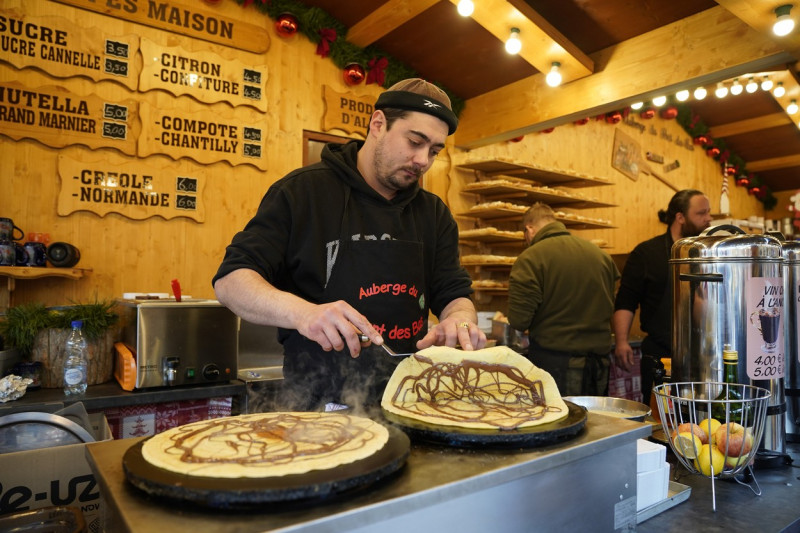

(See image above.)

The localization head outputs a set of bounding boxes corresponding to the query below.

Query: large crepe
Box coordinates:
[381,346,569,430]
[141,412,389,478]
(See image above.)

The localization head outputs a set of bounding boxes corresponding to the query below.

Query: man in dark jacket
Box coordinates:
[508,203,620,396]
[613,189,712,405]
[213,79,486,411]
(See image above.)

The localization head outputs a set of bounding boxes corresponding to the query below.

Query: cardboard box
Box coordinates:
[0,412,112,532]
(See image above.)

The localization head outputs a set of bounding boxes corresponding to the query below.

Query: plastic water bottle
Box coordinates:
[63,320,88,395]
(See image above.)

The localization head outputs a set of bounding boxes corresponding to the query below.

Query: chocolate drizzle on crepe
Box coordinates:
[164,413,379,466]
[389,354,563,430]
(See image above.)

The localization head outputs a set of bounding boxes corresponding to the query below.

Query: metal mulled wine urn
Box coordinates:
[781,240,800,443]
[670,224,789,467]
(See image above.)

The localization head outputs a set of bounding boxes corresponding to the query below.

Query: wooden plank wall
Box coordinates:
[0,0,767,313]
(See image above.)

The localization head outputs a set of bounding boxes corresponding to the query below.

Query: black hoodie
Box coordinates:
[214,140,473,331]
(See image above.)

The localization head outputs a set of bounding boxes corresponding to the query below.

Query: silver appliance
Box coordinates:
[117,299,239,389]
[671,224,788,466]
[782,241,800,442]
[236,320,284,413]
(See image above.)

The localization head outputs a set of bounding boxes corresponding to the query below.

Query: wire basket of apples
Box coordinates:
[653,382,770,479]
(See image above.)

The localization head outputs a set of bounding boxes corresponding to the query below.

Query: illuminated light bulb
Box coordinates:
[694,87,707,100]
[761,77,774,91]
[630,102,644,110]
[746,77,758,93]
[545,62,562,87]
[730,78,743,95]
[773,4,795,36]
[715,83,728,99]
[652,95,667,107]
[457,0,474,17]
[676,90,690,102]
[774,82,786,97]
[788,99,799,114]
[505,28,521,55]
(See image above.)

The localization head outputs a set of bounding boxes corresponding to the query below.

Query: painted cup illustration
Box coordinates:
[750,307,781,353]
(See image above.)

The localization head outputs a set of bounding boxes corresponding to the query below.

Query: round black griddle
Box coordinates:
[123,424,410,509]
[382,400,586,448]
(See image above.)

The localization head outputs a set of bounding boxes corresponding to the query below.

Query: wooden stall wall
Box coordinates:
[0,0,765,312]
[0,0,384,308]
[449,113,764,311]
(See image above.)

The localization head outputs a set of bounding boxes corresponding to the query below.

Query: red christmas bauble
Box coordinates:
[660,106,678,120]
[639,108,656,119]
[343,63,365,86]
[275,13,298,37]
[749,186,761,196]
[706,147,720,158]
[724,165,737,176]
[693,135,710,146]
[509,135,524,142]
[736,177,750,187]
[573,118,589,126]
[540,127,555,134]
[605,111,622,124]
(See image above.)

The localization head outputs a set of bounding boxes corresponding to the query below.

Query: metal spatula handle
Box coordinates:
[359,334,411,357]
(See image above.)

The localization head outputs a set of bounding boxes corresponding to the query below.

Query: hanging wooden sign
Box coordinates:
[138,38,267,112]
[138,99,266,170]
[0,80,139,155]
[322,85,373,135]
[0,8,140,90]
[51,0,269,54]
[57,151,206,222]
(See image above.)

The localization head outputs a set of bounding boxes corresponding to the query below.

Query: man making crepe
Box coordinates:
[214,79,487,411]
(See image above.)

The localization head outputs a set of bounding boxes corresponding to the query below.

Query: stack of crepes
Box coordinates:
[381,346,568,430]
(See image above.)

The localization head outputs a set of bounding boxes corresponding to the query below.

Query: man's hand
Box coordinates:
[614,341,635,372]
[297,300,382,358]
[416,316,487,351]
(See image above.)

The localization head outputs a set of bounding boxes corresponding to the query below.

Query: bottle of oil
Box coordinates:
[711,344,746,423]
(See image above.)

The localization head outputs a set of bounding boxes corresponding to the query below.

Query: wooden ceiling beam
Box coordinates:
[709,113,792,137]
[346,0,440,48]
[446,0,593,82]
[714,0,800,58]
[455,6,795,149]
[747,154,800,172]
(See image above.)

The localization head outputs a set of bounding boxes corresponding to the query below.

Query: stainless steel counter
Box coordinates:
[86,414,651,533]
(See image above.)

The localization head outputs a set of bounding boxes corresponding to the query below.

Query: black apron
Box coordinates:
[281,192,427,411]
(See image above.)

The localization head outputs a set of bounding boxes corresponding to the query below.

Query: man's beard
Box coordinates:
[373,137,422,192]
[681,220,708,237]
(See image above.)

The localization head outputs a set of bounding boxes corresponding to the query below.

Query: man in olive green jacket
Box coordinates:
[508,203,620,396]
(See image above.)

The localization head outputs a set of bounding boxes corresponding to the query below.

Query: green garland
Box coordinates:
[0,301,119,358]
[239,0,465,116]
[674,102,776,210]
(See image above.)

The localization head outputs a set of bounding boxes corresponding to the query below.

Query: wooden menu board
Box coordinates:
[57,151,207,222]
[0,80,139,155]
[0,7,140,90]
[51,0,270,54]
[137,99,266,170]
[138,38,267,112]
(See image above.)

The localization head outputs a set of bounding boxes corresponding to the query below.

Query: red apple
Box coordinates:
[715,423,754,457]
[671,422,707,444]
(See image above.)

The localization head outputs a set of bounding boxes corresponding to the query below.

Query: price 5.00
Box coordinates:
[752,354,783,378]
